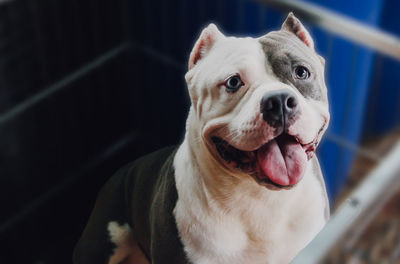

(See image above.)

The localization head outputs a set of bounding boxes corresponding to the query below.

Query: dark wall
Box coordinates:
[0,0,282,262]
[0,0,202,261]
[0,0,138,263]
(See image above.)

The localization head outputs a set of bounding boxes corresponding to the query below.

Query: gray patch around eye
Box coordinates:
[260,33,326,101]
[295,79,323,101]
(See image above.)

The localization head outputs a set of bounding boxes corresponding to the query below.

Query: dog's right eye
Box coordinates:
[225,75,244,93]
[294,66,310,80]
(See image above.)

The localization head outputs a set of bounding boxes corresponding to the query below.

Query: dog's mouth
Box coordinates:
[211,134,317,189]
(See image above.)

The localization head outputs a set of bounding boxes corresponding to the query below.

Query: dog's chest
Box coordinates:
[175,180,326,264]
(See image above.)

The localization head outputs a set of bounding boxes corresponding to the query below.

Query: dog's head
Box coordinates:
[185,13,329,190]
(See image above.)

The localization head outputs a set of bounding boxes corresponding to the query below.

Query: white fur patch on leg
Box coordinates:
[107,221,150,264]
[107,221,135,264]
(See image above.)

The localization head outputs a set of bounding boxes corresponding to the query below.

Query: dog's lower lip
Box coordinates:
[257,174,295,189]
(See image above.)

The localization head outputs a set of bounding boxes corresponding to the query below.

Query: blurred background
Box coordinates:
[0,0,399,263]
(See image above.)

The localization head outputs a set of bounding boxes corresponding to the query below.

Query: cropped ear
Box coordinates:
[281,12,314,50]
[188,23,224,70]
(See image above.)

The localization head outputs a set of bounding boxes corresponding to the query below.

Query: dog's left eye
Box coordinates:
[294,66,310,80]
[225,75,244,93]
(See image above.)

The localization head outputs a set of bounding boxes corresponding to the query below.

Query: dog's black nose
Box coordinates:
[260,90,299,128]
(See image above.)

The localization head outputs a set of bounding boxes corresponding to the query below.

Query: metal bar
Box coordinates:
[324,133,380,161]
[132,42,186,71]
[292,141,400,264]
[0,42,130,126]
[342,168,400,250]
[255,0,400,60]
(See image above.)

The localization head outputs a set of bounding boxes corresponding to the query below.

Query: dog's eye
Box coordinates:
[294,66,310,80]
[225,75,244,93]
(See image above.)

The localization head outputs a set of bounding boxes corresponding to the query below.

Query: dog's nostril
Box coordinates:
[286,96,298,109]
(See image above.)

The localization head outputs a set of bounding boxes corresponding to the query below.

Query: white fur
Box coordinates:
[108,221,135,264]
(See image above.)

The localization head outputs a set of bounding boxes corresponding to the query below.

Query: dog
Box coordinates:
[73,13,330,264]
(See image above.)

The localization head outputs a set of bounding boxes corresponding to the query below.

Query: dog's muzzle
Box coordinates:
[211,90,320,189]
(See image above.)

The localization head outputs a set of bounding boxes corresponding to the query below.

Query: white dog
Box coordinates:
[74,13,330,264]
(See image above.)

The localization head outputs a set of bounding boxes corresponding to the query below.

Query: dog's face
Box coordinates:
[185,13,329,190]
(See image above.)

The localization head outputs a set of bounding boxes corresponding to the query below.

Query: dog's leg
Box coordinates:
[119,241,149,264]
[73,167,149,264]
[108,221,150,264]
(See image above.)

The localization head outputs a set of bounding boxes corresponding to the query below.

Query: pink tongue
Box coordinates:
[257,134,307,186]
